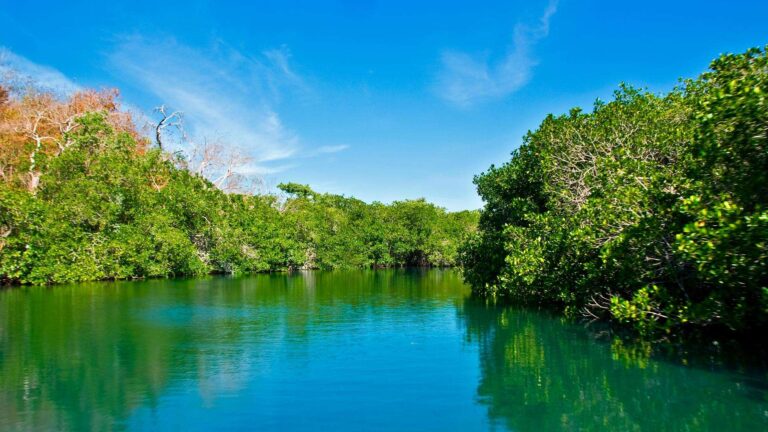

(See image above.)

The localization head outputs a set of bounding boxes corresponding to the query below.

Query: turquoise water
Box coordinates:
[0,269,766,431]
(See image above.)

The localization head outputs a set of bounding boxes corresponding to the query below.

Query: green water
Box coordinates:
[0,269,766,431]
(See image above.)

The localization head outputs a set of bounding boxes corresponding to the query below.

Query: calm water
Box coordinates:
[0,269,766,431]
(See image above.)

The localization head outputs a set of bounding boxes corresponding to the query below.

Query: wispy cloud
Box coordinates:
[108,36,307,166]
[237,162,297,176]
[435,0,558,107]
[2,41,338,178]
[315,144,349,154]
[0,47,81,95]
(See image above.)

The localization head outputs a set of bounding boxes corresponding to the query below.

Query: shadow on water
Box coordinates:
[457,295,768,431]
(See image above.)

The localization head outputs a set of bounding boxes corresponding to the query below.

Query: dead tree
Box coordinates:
[154,105,183,150]
[186,137,254,193]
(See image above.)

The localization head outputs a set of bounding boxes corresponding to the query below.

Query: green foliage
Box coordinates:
[0,114,477,284]
[462,46,768,335]
[279,187,478,270]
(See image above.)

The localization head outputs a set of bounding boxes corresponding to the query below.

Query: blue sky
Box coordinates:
[1,0,767,210]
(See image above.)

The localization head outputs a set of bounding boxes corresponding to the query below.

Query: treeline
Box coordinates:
[0,84,477,285]
[461,47,768,335]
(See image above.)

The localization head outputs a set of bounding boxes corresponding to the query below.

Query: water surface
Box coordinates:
[0,270,766,431]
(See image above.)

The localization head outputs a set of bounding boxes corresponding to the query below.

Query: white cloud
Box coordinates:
[1,41,337,179]
[263,46,311,99]
[315,144,349,154]
[108,36,306,166]
[435,0,558,107]
[0,47,81,95]
[237,162,297,176]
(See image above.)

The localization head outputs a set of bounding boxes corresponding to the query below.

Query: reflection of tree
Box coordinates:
[0,269,468,430]
[0,277,279,430]
[458,297,768,431]
[0,283,180,430]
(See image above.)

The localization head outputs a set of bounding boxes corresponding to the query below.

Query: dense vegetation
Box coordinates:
[3,46,766,341]
[0,84,477,285]
[461,47,768,336]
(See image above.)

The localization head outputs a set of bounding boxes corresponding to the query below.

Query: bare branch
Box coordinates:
[183,136,254,193]
[154,105,183,150]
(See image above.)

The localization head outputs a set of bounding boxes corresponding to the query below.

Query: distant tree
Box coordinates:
[278,182,316,199]
[0,78,477,285]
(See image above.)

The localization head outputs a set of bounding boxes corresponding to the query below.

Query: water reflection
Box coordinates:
[0,270,479,431]
[1,271,766,431]
[458,296,768,431]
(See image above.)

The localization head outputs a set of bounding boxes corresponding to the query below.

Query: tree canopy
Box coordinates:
[461,47,768,335]
[0,84,478,285]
